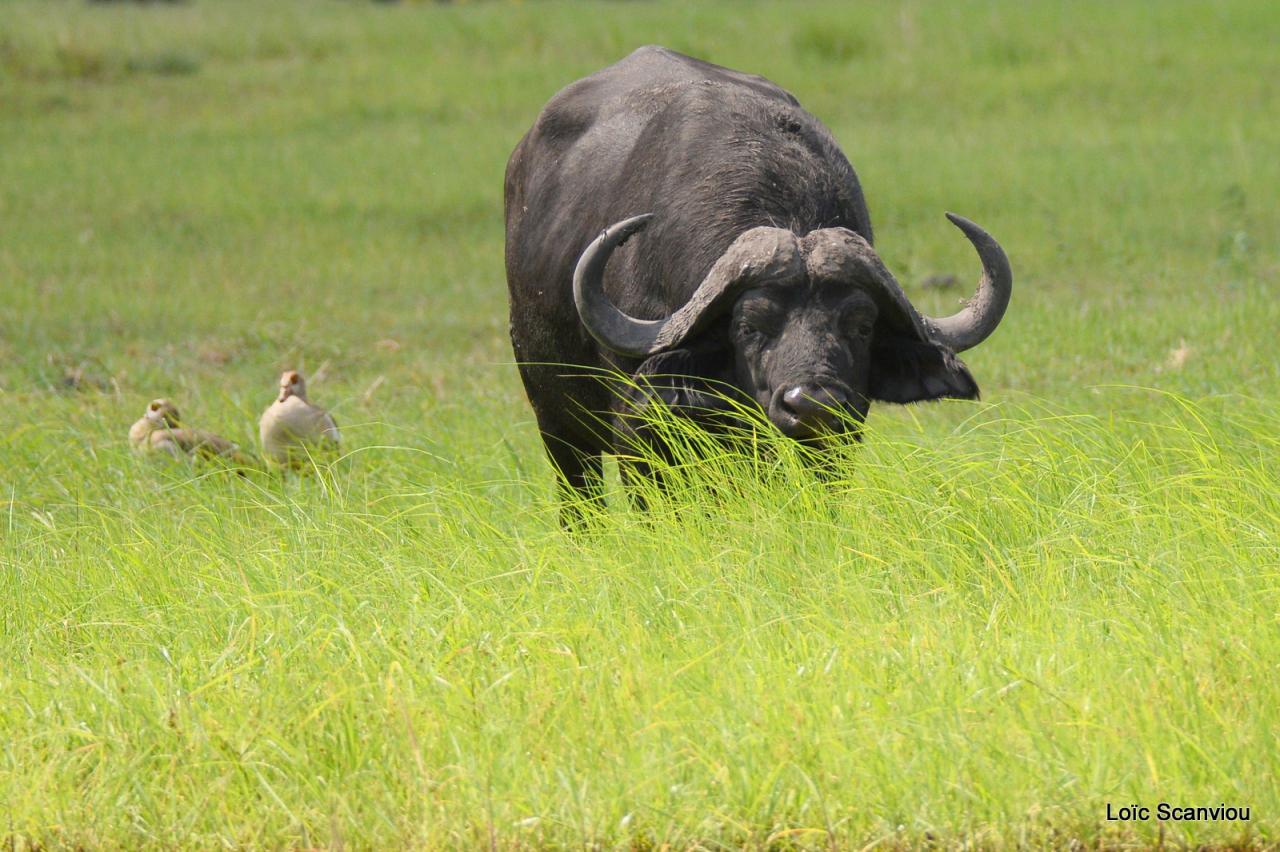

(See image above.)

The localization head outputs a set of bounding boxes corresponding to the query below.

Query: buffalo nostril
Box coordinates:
[781,385,846,419]
[773,384,850,438]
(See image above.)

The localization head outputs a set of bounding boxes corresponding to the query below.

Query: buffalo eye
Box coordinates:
[843,311,875,339]
[737,302,785,339]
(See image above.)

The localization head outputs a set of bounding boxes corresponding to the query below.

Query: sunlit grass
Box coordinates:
[3,390,1276,847]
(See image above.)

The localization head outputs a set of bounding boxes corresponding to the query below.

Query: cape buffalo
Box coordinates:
[505,46,1011,516]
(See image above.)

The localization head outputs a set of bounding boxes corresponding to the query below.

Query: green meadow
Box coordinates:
[2,0,1278,847]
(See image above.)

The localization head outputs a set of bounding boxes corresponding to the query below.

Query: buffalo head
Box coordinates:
[573,213,1012,441]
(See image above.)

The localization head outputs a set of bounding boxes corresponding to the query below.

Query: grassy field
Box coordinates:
[2,0,1278,847]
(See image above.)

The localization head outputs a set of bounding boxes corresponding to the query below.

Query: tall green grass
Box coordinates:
[3,391,1276,847]
[2,0,1278,847]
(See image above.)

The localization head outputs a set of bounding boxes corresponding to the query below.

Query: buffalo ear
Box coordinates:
[867,336,979,403]
[614,343,742,453]
[630,342,737,410]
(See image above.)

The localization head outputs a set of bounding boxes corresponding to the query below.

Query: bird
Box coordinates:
[129,398,248,464]
[259,370,340,467]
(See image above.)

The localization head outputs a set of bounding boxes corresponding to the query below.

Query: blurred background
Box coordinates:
[2,0,1275,425]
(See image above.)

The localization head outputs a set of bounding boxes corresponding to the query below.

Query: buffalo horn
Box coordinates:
[916,213,1013,352]
[573,215,800,357]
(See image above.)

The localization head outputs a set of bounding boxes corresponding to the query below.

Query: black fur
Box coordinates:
[505,47,976,515]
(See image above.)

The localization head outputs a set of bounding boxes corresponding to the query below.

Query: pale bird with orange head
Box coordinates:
[129,398,248,465]
[258,370,340,466]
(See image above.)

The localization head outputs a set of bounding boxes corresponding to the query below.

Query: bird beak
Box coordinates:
[278,386,292,402]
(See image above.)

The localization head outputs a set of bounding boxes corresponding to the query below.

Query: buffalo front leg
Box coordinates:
[544,439,605,530]
[618,455,672,515]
